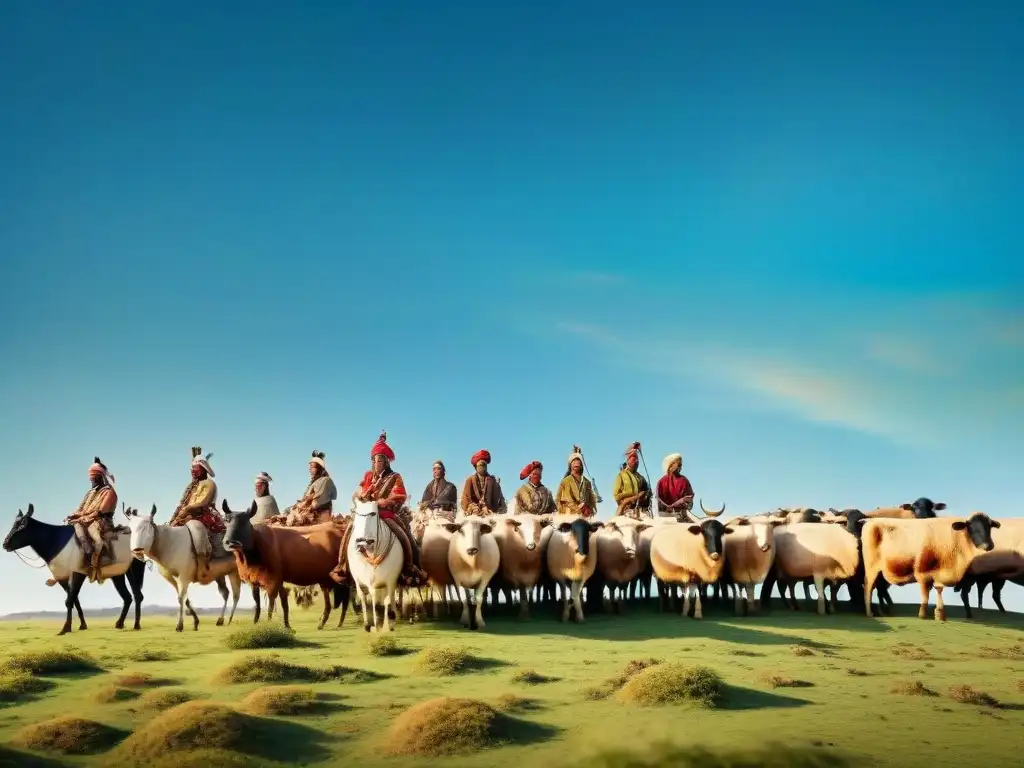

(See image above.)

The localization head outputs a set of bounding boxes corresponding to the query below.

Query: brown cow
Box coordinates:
[490,512,551,618]
[546,514,603,623]
[860,512,999,621]
[221,500,349,630]
[723,515,786,615]
[596,516,650,613]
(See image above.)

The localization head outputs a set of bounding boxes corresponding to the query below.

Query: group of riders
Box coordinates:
[61,435,696,589]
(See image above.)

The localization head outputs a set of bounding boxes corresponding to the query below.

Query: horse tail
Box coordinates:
[333,583,350,622]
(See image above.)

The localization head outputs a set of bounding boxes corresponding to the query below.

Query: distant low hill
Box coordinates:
[0,604,236,620]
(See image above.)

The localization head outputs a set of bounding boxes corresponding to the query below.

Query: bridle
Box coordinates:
[351,503,396,568]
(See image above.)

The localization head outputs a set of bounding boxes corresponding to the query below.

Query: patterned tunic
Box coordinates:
[359,470,408,520]
[555,474,598,518]
[69,485,118,524]
[514,482,557,516]
[173,478,224,533]
[612,468,652,517]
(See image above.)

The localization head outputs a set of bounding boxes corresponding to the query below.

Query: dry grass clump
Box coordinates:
[511,668,557,684]
[213,654,380,684]
[760,673,814,689]
[223,624,299,650]
[112,702,255,761]
[618,664,724,708]
[366,634,410,657]
[0,672,55,703]
[1016,679,1024,693]
[114,671,175,688]
[93,685,142,704]
[127,649,173,663]
[386,697,520,757]
[12,715,126,754]
[415,646,477,676]
[138,688,198,711]
[948,685,1000,708]
[729,649,764,657]
[790,645,815,657]
[495,693,543,713]
[979,644,1024,661]
[573,741,856,768]
[891,680,937,697]
[891,644,930,661]
[846,668,869,677]
[1,648,101,676]
[241,686,321,716]
[583,658,661,700]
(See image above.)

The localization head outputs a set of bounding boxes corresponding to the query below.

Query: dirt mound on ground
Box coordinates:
[387,697,520,756]
[113,703,253,761]
[617,664,724,707]
[241,686,322,716]
[12,715,125,754]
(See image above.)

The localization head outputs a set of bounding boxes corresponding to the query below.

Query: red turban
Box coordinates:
[519,461,542,480]
[370,431,395,461]
[625,441,641,459]
[471,449,491,466]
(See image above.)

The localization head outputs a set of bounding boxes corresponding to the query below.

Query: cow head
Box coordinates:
[952,512,999,552]
[126,504,159,560]
[222,499,258,552]
[686,501,733,559]
[556,517,603,558]
[3,504,37,552]
[900,497,946,518]
[497,513,548,551]
[728,516,785,552]
[443,516,494,556]
[601,518,651,558]
[351,500,383,554]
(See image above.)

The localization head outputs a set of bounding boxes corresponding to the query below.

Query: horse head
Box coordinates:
[3,504,35,552]
[222,499,257,551]
[126,504,158,560]
[351,500,382,555]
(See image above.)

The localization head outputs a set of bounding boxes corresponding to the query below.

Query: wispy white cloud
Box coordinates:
[550,293,1020,447]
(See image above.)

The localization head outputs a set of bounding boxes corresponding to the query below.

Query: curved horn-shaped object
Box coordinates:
[149,504,157,517]
[699,499,725,518]
[26,504,34,518]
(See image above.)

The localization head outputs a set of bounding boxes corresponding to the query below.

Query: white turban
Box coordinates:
[662,453,682,474]
[255,472,273,484]
[192,452,215,478]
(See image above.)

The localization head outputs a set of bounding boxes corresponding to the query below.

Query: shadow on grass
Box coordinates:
[501,716,561,746]
[0,745,69,767]
[723,685,814,711]
[200,716,339,764]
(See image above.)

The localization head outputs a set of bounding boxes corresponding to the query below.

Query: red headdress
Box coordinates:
[371,431,395,461]
[625,441,641,459]
[471,449,491,467]
[519,460,542,481]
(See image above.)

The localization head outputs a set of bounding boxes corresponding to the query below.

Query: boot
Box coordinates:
[197,555,211,581]
[89,551,102,582]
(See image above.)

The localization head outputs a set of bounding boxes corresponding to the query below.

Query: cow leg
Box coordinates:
[473,585,487,629]
[681,584,691,617]
[976,580,987,610]
[267,589,278,622]
[917,580,931,619]
[174,578,191,632]
[252,584,262,623]
[559,580,572,623]
[56,579,88,631]
[863,567,880,618]
[958,579,974,619]
[517,586,530,619]
[992,579,1007,612]
[279,587,292,629]
[933,584,946,622]
[225,573,241,625]
[214,576,229,626]
[569,580,584,623]
[58,572,87,635]
[814,575,827,615]
[694,585,705,619]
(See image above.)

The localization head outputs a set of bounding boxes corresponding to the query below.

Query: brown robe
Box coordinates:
[460,473,506,515]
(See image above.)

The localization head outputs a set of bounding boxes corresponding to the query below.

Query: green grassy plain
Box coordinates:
[0,600,1022,767]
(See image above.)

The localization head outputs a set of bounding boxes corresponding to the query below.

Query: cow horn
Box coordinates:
[700,499,725,518]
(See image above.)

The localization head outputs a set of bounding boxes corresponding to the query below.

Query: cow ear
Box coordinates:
[588,522,604,532]
[557,522,572,533]
[149,504,157,518]
[442,523,461,533]
[990,519,1000,528]
[687,525,702,535]
[951,521,967,531]
[934,502,947,510]
[480,523,493,535]
[539,516,552,528]
[221,499,230,513]
[26,504,34,518]
[722,526,734,535]
[900,503,913,511]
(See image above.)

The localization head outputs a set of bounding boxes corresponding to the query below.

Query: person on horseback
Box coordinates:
[514,460,557,515]
[418,460,458,519]
[613,442,652,519]
[460,449,507,516]
[330,432,426,587]
[64,457,118,582]
[252,471,280,524]
[169,446,223,580]
[280,452,337,525]
[556,446,599,518]
[656,452,694,520]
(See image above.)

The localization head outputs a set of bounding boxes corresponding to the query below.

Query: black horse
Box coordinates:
[3,504,146,635]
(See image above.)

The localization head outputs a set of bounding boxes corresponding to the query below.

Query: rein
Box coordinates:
[14,549,48,569]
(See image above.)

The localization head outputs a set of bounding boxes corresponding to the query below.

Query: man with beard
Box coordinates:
[461,449,507,516]
[64,457,119,582]
[656,452,695,520]
[612,442,652,519]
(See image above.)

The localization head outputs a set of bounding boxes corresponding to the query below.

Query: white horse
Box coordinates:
[127,505,242,632]
[348,500,404,633]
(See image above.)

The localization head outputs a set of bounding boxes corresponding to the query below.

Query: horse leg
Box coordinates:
[215,576,229,626]
[111,574,131,629]
[383,584,396,632]
[359,585,373,632]
[57,579,88,631]
[251,584,262,623]
[59,572,87,635]
[176,579,195,632]
[226,572,241,625]
[318,582,331,630]
[369,586,382,633]
[279,587,291,629]
[127,558,145,630]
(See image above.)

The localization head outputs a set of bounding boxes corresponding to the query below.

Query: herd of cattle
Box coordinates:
[4,495,1021,635]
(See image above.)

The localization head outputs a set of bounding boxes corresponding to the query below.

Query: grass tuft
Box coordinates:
[93,685,142,704]
[113,703,252,762]
[240,685,322,716]
[223,625,299,650]
[891,644,931,661]
[126,649,173,663]
[760,673,814,689]
[790,645,815,657]
[137,688,199,711]
[12,715,126,754]
[213,654,382,684]
[366,634,410,657]
[386,696,531,756]
[1,649,101,676]
[0,672,55,703]
[948,685,1000,708]
[415,646,483,676]
[511,668,557,684]
[891,680,937,697]
[583,658,661,700]
[979,644,1024,661]
[113,671,175,688]
[617,664,724,707]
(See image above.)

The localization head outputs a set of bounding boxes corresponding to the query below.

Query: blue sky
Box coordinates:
[1,2,1021,615]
